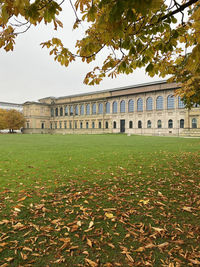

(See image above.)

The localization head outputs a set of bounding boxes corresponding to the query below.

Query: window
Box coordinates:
[69,121,72,129]
[146,97,153,111]
[157,120,162,128]
[168,119,173,128]
[99,121,102,129]
[106,102,110,114]
[59,122,62,129]
[70,106,73,116]
[105,121,108,129]
[60,107,63,116]
[192,118,197,128]
[180,119,184,128]
[98,103,103,114]
[137,98,143,112]
[27,122,30,128]
[75,121,77,129]
[138,120,142,128]
[51,108,54,117]
[55,122,57,129]
[128,99,134,112]
[92,121,95,129]
[50,122,52,129]
[65,106,68,116]
[75,105,78,115]
[86,122,89,129]
[113,121,117,129]
[113,101,117,113]
[178,97,185,109]
[147,120,151,128]
[80,122,83,129]
[86,104,90,115]
[120,100,125,113]
[92,104,96,114]
[167,95,174,109]
[64,121,67,129]
[129,121,133,128]
[156,96,163,110]
[55,108,58,116]
[80,105,84,115]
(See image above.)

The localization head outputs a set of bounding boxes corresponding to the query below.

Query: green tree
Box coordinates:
[1,0,200,107]
[5,109,25,133]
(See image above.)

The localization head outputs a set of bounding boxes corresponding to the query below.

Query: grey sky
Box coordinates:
[0,1,163,104]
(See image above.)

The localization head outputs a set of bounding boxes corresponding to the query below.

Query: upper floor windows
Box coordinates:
[86,104,90,115]
[146,97,153,111]
[167,95,174,109]
[80,105,84,115]
[120,100,125,113]
[113,101,117,113]
[106,102,110,114]
[75,105,79,115]
[51,108,54,117]
[92,103,96,114]
[137,98,143,112]
[55,108,58,117]
[178,97,185,109]
[65,106,68,116]
[70,106,73,116]
[60,107,63,116]
[98,103,103,114]
[156,96,163,110]
[128,99,134,112]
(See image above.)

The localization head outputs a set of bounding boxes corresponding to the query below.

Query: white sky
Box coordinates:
[0,1,164,104]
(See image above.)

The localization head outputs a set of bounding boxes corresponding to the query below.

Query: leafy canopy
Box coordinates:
[0,109,25,131]
[1,0,200,107]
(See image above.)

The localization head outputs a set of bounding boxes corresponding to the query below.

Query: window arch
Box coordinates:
[129,121,133,128]
[92,121,95,129]
[167,95,175,109]
[146,97,153,111]
[75,105,78,115]
[99,121,102,129]
[168,119,173,128]
[113,121,117,129]
[70,106,73,116]
[106,102,110,114]
[156,96,163,110]
[41,122,45,129]
[137,98,143,112]
[86,104,90,115]
[86,122,89,128]
[192,118,197,128]
[157,120,162,128]
[147,120,151,128]
[128,99,134,112]
[60,107,63,116]
[55,108,58,117]
[113,101,117,113]
[65,106,68,116]
[180,119,184,128]
[80,105,84,115]
[98,103,103,114]
[92,103,96,114]
[80,122,83,129]
[51,108,54,117]
[178,97,185,109]
[120,100,125,113]
[138,120,142,128]
[105,121,109,129]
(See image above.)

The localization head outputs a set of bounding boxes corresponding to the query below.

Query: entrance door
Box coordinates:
[120,120,125,133]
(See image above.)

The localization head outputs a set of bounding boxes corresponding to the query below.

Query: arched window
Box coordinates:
[157,120,162,128]
[167,95,175,109]
[147,120,151,128]
[64,121,67,129]
[180,119,184,128]
[59,122,62,129]
[192,118,197,128]
[65,106,68,116]
[51,108,54,117]
[75,105,78,115]
[168,119,173,128]
[137,98,143,112]
[113,121,117,129]
[86,104,90,115]
[156,96,163,110]
[113,101,117,113]
[128,99,134,112]
[92,103,96,114]
[99,121,102,128]
[69,122,72,129]
[55,108,58,117]
[55,122,57,129]
[146,97,153,111]
[92,121,95,128]
[27,122,30,128]
[86,122,89,128]
[129,121,133,128]
[80,105,84,115]
[105,121,108,129]
[178,97,185,108]
[138,120,142,128]
[41,122,45,129]
[60,107,63,116]
[70,106,73,116]
[80,122,83,129]
[98,103,103,114]
[75,121,77,129]
[106,102,110,114]
[120,100,125,113]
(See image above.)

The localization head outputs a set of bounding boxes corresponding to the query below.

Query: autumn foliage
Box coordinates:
[0,108,25,132]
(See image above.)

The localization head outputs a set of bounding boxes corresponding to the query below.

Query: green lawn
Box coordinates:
[0,134,200,266]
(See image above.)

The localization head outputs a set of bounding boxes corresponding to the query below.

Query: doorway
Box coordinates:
[120,120,125,133]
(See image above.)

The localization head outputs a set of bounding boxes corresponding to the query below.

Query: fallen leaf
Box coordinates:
[89,221,94,228]
[87,238,93,248]
[85,258,98,267]
[182,206,193,212]
[105,212,114,219]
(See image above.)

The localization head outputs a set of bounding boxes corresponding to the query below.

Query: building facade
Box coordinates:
[23,81,200,136]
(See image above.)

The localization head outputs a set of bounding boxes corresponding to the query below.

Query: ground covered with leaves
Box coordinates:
[0,134,200,266]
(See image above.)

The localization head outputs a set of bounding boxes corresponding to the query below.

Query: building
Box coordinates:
[23,81,200,136]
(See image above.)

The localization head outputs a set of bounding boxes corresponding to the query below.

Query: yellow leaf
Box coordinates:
[85,258,98,267]
[139,199,149,205]
[87,238,93,248]
[182,206,193,212]
[105,212,114,219]
[88,221,94,228]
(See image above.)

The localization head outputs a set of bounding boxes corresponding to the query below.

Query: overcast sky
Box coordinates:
[0,1,164,104]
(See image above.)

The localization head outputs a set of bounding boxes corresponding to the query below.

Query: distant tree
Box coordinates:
[0,109,7,130]
[5,110,25,133]
[0,0,200,107]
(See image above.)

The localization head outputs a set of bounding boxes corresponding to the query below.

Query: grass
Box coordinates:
[0,134,200,266]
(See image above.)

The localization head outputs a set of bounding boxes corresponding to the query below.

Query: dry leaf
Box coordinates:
[182,206,193,212]
[157,242,169,248]
[85,258,98,267]
[89,221,94,228]
[105,212,114,219]
[126,253,134,262]
[87,238,93,248]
